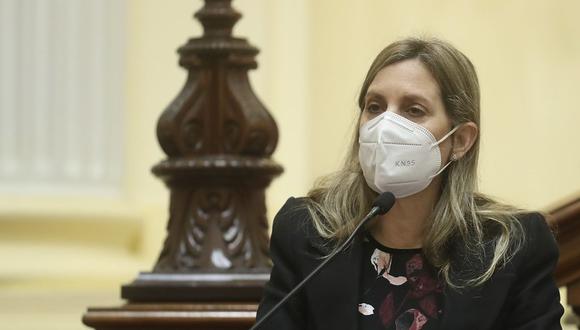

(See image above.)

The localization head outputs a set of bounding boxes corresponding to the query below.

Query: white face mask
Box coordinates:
[358,111,459,198]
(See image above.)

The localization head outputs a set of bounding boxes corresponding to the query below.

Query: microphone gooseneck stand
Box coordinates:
[250,192,395,330]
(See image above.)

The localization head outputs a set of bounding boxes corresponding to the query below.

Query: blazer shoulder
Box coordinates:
[267,196,331,281]
[499,212,564,328]
[450,212,558,281]
[513,212,559,274]
[518,212,558,251]
[270,197,317,249]
[272,196,312,231]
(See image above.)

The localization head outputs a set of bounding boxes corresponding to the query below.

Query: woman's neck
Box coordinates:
[368,179,441,249]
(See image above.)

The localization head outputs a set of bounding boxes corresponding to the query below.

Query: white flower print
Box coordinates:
[370,248,407,286]
[358,303,375,315]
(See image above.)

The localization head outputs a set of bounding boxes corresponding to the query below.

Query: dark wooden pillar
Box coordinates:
[547,195,580,329]
[83,0,281,328]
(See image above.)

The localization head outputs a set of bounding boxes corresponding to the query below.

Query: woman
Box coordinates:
[256,37,563,330]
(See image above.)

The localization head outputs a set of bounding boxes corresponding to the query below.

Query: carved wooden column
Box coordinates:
[121,0,281,303]
[83,0,281,328]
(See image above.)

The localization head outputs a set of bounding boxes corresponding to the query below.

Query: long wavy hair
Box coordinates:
[305,37,524,288]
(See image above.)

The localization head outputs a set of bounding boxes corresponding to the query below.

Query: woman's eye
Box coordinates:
[407,107,425,117]
[365,103,382,113]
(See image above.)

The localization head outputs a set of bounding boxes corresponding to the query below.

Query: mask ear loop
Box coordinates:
[428,159,454,179]
[428,125,461,180]
[430,125,461,148]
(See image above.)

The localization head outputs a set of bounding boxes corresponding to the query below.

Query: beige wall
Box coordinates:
[125,0,580,264]
[307,0,580,210]
[2,1,579,329]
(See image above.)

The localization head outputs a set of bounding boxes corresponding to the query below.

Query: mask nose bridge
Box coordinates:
[365,112,387,131]
[383,111,416,133]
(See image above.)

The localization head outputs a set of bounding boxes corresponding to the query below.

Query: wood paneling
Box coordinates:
[548,194,580,328]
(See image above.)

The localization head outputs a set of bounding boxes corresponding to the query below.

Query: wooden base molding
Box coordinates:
[121,272,268,302]
[83,303,257,330]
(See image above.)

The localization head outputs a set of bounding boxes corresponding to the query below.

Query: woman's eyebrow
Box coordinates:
[401,92,432,107]
[366,89,433,107]
[365,90,385,101]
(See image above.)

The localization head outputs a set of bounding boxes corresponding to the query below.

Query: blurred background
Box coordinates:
[1,0,579,329]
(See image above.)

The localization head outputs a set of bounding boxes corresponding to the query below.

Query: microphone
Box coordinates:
[251,192,396,330]
[368,191,396,218]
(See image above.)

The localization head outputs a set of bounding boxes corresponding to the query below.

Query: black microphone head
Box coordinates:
[372,192,396,215]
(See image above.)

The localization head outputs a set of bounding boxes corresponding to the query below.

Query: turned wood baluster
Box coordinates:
[121,0,282,302]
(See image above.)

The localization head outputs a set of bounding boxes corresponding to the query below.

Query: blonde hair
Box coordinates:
[306,37,524,288]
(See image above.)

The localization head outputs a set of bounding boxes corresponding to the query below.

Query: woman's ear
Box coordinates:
[451,122,478,160]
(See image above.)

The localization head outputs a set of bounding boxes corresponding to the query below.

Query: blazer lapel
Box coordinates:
[440,285,483,329]
[440,273,515,329]
[305,235,363,330]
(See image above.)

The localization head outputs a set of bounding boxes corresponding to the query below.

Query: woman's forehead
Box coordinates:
[366,60,442,102]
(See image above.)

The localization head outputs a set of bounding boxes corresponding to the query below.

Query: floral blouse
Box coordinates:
[358,234,444,330]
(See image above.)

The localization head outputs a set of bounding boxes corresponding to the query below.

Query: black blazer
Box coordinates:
[256,197,564,330]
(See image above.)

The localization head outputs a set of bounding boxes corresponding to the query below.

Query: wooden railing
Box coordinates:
[547,194,580,327]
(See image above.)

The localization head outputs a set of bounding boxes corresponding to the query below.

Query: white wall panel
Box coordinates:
[0,0,125,196]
